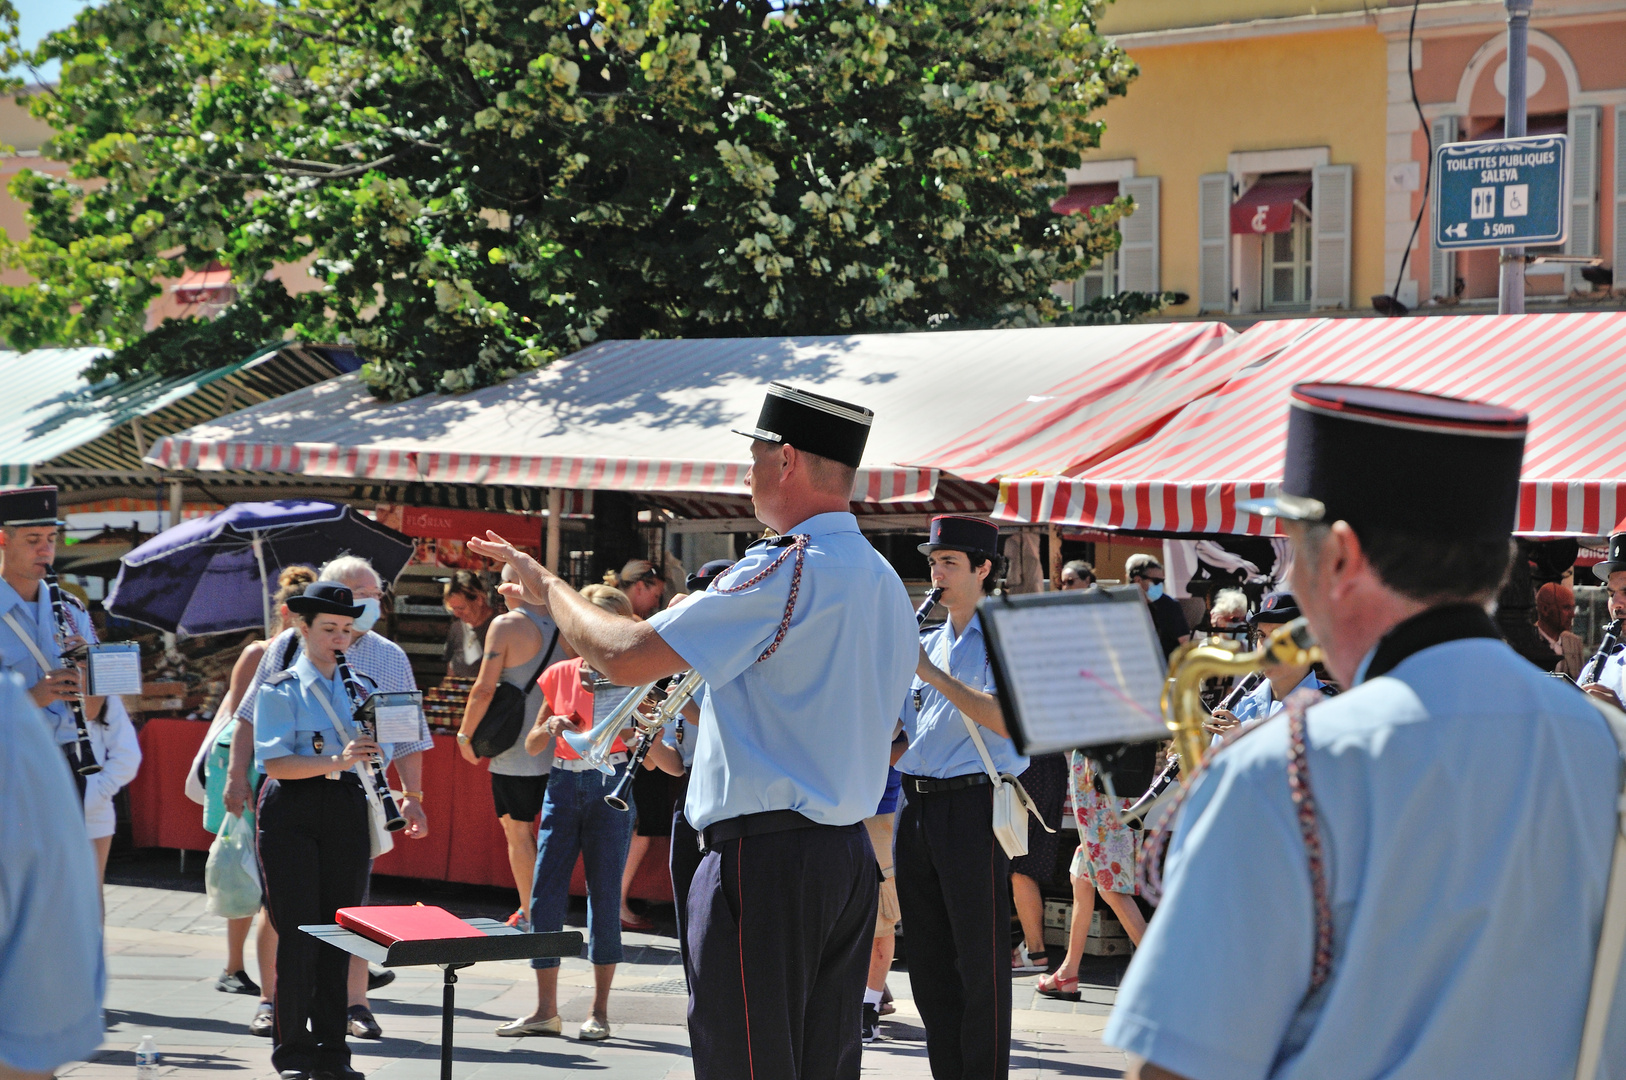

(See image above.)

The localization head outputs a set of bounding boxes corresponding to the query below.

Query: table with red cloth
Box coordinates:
[128,718,674,902]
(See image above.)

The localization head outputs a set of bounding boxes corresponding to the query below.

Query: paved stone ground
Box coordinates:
[72,851,1129,1079]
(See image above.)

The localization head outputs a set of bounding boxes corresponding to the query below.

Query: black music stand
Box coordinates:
[301,919,583,1080]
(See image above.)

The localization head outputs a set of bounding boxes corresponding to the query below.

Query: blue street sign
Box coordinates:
[1433,135,1568,250]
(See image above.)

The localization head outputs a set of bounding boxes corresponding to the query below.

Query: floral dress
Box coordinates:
[1068,750,1138,895]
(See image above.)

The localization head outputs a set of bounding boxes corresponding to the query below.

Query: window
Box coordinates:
[1074,251,1117,306]
[1264,210,1311,309]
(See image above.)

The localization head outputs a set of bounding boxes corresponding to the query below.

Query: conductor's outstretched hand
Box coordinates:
[467,531,550,605]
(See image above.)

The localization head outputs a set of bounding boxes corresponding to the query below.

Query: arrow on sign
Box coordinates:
[1445,223,1468,239]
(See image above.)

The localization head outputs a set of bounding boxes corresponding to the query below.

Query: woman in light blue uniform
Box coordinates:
[254,583,376,1080]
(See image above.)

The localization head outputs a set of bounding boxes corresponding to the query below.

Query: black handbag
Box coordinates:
[471,627,560,759]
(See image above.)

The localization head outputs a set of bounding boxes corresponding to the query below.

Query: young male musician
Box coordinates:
[1106,385,1626,1079]
[0,486,104,778]
[893,514,1024,1080]
[470,383,917,1080]
[1581,521,1626,705]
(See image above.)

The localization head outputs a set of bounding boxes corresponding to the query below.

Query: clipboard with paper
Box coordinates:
[979,586,1169,757]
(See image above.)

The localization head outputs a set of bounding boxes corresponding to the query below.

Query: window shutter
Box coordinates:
[1310,164,1353,310]
[1429,116,1458,301]
[1565,105,1601,292]
[1615,107,1626,287]
[1198,173,1231,312]
[1117,177,1160,294]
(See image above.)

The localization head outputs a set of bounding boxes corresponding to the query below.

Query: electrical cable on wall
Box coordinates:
[1381,0,1430,315]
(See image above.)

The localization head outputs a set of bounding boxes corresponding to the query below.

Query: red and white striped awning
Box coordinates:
[149,324,1231,507]
[994,313,1626,537]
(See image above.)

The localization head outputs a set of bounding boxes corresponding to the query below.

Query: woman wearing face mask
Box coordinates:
[231,554,434,1042]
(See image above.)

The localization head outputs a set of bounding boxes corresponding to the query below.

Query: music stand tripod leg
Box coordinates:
[440,963,470,1080]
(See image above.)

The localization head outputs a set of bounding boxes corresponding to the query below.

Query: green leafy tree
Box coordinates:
[6,0,1141,398]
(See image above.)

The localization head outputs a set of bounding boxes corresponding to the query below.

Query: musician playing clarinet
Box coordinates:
[471,383,916,1080]
[0,486,105,787]
[1580,521,1626,707]
[253,582,378,1080]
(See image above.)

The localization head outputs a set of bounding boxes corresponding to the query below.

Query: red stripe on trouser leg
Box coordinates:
[991,837,1001,1069]
[737,837,755,1080]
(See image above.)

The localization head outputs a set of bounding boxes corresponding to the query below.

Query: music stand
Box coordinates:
[301,919,583,1080]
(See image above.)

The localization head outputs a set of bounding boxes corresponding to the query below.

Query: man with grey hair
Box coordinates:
[229,553,431,1042]
[1208,588,1249,636]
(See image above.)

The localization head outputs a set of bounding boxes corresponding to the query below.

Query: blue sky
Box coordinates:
[11,0,93,82]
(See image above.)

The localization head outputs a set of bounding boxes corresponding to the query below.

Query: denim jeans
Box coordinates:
[530,763,635,968]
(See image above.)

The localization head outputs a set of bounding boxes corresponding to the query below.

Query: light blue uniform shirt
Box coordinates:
[0,577,96,745]
[895,613,1027,779]
[648,512,916,832]
[1230,669,1327,726]
[0,673,105,1071]
[660,685,704,771]
[1105,637,1626,1080]
[1586,645,1625,700]
[253,655,392,768]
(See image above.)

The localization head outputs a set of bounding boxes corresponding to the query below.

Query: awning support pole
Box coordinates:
[546,490,563,573]
[252,532,273,638]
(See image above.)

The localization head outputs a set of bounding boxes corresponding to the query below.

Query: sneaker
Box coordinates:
[217,969,261,996]
[504,910,532,933]
[347,1005,382,1040]
[250,1002,275,1038]
[365,965,395,992]
[1011,944,1049,975]
[861,1003,881,1043]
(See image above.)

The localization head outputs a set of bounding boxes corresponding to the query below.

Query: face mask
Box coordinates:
[352,597,382,634]
[1145,582,1165,602]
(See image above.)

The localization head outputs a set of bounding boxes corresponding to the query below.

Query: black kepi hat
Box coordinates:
[1592,518,1626,581]
[0,486,62,528]
[1249,590,1301,627]
[1239,383,1527,540]
[918,514,1001,558]
[733,383,874,470]
[285,581,366,618]
[687,559,735,591]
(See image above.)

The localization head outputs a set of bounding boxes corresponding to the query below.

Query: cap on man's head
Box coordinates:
[732,383,873,470]
[0,486,61,528]
[917,515,1001,559]
[687,559,735,592]
[286,581,366,619]
[1249,591,1301,627]
[1239,383,1527,541]
[1593,518,1626,582]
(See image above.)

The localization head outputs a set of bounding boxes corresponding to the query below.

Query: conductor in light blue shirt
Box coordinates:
[894,513,1025,1080]
[1107,383,1626,1080]
[470,383,917,1080]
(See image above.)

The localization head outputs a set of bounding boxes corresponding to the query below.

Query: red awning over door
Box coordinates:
[1051,182,1120,216]
[1230,176,1311,235]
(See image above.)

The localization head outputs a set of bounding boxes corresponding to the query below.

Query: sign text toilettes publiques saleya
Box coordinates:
[1433,135,1569,250]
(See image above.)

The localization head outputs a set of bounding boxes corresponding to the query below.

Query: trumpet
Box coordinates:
[567,670,705,806]
[603,670,706,811]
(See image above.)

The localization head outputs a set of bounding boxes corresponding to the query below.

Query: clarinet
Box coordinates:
[333,650,407,832]
[44,570,102,776]
[916,587,944,626]
[1582,619,1624,686]
[1215,671,1264,716]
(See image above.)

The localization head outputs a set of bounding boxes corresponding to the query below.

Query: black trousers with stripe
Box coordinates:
[257,774,371,1075]
[684,822,877,1080]
[668,775,703,981]
[895,782,1012,1080]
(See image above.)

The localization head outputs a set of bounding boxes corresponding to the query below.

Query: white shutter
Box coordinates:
[1118,176,1160,294]
[1310,164,1353,310]
[1429,115,1459,301]
[1566,106,1601,292]
[1615,107,1626,287]
[1198,173,1231,312]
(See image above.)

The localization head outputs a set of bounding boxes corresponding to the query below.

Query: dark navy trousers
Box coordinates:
[684,822,877,1080]
[257,774,371,1075]
[668,776,703,981]
[895,783,1012,1080]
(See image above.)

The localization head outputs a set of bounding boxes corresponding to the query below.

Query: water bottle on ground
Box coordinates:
[135,1034,160,1080]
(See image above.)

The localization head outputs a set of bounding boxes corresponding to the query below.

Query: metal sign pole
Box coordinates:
[1498,0,1533,315]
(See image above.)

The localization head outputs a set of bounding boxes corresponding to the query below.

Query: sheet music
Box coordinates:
[373,703,424,744]
[86,644,143,696]
[989,599,1168,754]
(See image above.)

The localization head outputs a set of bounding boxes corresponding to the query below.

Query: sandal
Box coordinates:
[1036,971,1080,1000]
[1011,944,1049,974]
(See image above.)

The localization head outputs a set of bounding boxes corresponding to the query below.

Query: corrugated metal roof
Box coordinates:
[1,343,348,492]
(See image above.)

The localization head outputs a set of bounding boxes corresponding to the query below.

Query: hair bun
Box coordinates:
[278,565,318,589]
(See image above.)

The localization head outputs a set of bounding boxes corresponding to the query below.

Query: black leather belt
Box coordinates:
[904,773,991,795]
[699,809,828,853]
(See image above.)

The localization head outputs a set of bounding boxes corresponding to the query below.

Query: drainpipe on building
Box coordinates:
[1497,0,1532,315]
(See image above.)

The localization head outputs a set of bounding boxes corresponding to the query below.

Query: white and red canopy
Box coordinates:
[994,312,1626,537]
[147,323,1232,508]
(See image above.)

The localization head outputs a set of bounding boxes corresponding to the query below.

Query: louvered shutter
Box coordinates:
[1198,173,1231,312]
[1430,116,1458,301]
[1310,164,1353,310]
[1118,177,1160,294]
[1566,106,1601,292]
[1615,107,1626,286]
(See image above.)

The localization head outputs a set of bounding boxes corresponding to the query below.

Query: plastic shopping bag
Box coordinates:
[205,813,262,918]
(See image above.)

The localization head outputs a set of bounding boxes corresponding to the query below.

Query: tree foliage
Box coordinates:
[6,0,1139,398]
